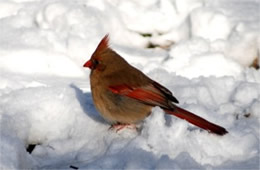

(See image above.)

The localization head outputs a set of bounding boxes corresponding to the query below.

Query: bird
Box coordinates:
[83,34,228,135]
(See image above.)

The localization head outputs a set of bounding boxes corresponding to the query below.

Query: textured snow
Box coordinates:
[0,0,259,169]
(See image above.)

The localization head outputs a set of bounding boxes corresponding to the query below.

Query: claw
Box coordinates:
[109,123,136,132]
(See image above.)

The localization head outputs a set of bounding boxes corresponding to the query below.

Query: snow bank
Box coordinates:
[0,50,84,77]
[191,7,233,41]
[161,38,243,78]
[0,0,259,169]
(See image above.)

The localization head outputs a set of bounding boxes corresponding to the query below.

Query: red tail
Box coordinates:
[165,106,228,135]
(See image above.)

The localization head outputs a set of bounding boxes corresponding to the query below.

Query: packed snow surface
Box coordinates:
[0,0,259,169]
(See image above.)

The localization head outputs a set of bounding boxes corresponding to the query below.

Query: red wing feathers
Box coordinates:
[109,84,133,95]
[108,84,171,108]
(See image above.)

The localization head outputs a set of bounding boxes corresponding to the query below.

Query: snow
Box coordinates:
[0,0,259,169]
[191,7,233,41]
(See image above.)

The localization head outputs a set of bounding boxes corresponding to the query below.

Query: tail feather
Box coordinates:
[165,106,228,135]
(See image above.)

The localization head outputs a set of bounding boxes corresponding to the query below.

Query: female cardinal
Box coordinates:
[83,34,228,135]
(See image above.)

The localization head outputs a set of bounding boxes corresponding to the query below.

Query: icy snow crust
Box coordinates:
[0,0,259,169]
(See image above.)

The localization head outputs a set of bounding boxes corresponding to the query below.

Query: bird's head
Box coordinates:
[83,34,130,76]
[83,34,110,71]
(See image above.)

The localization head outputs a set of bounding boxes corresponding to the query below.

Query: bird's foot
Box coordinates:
[109,123,136,132]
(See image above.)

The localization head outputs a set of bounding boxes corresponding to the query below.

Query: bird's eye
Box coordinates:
[92,59,99,66]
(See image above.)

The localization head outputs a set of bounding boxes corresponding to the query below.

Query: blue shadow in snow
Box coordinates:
[70,84,106,124]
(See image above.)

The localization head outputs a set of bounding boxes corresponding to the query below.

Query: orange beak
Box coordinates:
[83,60,92,68]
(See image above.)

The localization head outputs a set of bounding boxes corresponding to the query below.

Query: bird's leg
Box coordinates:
[109,123,137,132]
